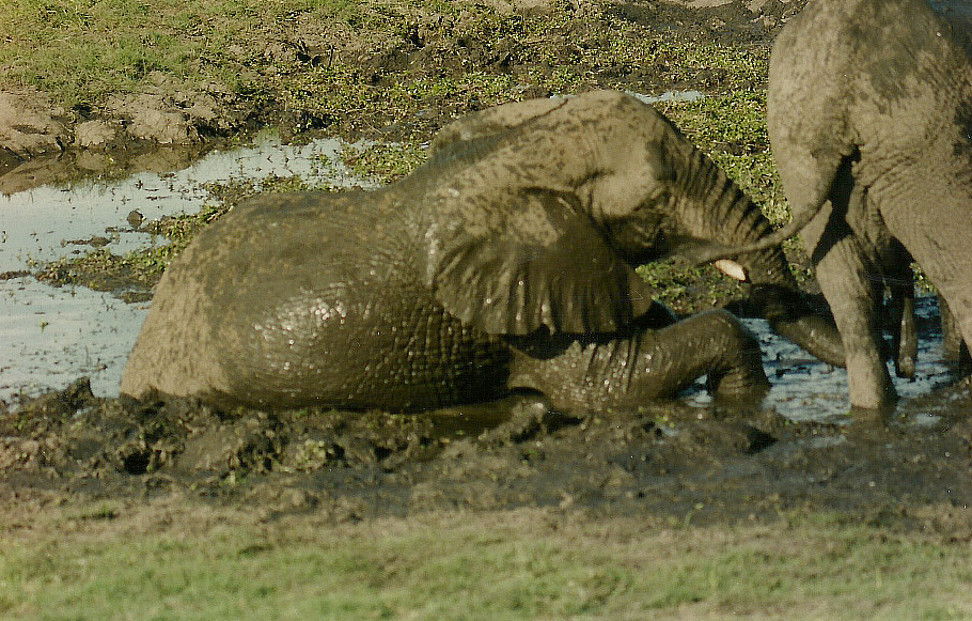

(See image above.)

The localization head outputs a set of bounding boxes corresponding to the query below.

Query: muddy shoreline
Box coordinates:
[2,0,971,539]
[3,375,972,531]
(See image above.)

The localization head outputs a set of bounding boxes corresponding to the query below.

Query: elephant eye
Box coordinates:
[641,187,670,209]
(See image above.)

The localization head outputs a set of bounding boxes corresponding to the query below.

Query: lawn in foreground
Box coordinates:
[2,505,970,620]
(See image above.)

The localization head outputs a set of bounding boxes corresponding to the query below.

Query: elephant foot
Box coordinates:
[692,310,771,400]
[845,349,898,412]
[939,294,972,371]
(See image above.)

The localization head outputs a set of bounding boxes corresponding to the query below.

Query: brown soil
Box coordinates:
[2,0,971,540]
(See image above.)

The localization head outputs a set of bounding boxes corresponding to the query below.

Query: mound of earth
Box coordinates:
[3,0,971,538]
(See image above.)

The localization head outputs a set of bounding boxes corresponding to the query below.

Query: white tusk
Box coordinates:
[714,259,747,281]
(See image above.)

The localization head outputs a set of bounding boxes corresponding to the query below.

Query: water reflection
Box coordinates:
[0,277,146,399]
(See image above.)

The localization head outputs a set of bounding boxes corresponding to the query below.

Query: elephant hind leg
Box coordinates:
[689,311,771,399]
[880,187,972,381]
[506,309,769,411]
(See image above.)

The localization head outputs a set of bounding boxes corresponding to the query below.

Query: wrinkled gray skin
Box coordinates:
[121,91,843,412]
[725,0,972,410]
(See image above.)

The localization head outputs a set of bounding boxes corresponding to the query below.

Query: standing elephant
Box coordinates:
[121,91,842,412]
[713,0,972,410]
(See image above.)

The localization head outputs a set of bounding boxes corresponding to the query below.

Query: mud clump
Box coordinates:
[0,90,71,169]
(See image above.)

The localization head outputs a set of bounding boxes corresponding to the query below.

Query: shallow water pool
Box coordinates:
[687,296,961,422]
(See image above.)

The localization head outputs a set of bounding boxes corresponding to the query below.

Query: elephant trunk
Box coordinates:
[673,148,846,367]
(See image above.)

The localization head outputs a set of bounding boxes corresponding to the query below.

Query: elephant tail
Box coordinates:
[684,205,818,266]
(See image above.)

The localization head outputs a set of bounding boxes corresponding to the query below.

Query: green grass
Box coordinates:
[341,141,430,184]
[1,508,971,619]
[1,0,239,106]
[0,0,771,119]
[0,0,502,111]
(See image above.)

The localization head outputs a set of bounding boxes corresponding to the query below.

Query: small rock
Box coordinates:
[127,210,144,230]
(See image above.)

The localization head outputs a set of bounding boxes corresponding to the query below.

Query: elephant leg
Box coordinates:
[884,243,917,379]
[807,207,894,408]
[768,86,897,408]
[880,189,972,378]
[890,292,917,379]
[787,151,896,410]
[772,141,893,409]
[506,309,769,412]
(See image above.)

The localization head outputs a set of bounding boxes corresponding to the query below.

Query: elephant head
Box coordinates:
[421,91,845,365]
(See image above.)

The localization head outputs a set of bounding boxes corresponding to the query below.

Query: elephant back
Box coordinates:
[123,190,510,409]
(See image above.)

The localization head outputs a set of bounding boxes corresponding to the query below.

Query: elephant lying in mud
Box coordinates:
[121,91,843,411]
[705,0,972,410]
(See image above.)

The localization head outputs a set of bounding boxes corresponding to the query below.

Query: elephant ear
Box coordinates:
[430,191,654,336]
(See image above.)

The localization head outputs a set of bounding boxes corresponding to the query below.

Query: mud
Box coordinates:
[2,0,971,535]
[3,374,971,529]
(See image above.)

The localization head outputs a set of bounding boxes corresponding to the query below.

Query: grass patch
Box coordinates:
[1,508,971,619]
[340,141,430,185]
[1,0,249,106]
[0,0,771,125]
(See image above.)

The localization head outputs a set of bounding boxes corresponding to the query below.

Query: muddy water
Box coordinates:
[0,277,146,398]
[0,131,371,272]
[1,132,371,401]
[629,90,705,105]
[688,296,961,422]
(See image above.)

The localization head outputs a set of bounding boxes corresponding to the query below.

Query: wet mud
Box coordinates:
[3,371,971,528]
[2,300,971,528]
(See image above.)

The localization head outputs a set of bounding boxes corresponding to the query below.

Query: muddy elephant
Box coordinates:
[704,0,972,410]
[121,91,843,411]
